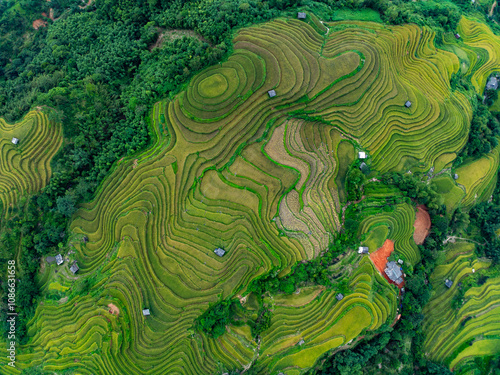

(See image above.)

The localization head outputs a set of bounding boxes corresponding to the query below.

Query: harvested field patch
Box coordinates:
[413,205,431,245]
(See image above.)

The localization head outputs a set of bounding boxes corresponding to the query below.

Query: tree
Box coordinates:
[56,194,77,217]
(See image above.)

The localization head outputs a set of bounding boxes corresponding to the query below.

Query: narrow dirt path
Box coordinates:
[490,1,497,17]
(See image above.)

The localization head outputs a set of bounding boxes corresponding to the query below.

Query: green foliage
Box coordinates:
[381,172,441,212]
[346,163,365,201]
[247,233,356,296]
[249,308,272,338]
[458,97,500,159]
[196,299,240,338]
[470,201,500,263]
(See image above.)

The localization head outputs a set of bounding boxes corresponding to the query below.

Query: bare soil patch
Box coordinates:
[108,303,120,316]
[370,239,394,274]
[413,205,431,245]
[33,19,47,30]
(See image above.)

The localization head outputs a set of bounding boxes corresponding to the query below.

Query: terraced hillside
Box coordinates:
[358,199,419,265]
[12,17,477,374]
[455,143,500,208]
[456,17,500,94]
[422,242,500,374]
[0,110,62,218]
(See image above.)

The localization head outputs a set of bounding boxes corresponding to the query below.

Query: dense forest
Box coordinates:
[1,0,500,372]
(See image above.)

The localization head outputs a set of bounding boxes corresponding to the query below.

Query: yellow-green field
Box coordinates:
[6,14,497,375]
[0,110,62,218]
[423,242,500,374]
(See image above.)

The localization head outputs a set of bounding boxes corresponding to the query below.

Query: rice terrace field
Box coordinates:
[3,4,500,375]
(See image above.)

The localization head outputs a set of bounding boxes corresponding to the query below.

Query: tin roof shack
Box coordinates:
[405,100,412,108]
[336,293,344,301]
[445,279,453,288]
[11,138,19,145]
[385,261,403,284]
[358,151,366,159]
[297,12,306,19]
[358,246,369,254]
[70,263,79,274]
[143,309,150,316]
[486,76,498,91]
[268,89,276,98]
[214,248,226,257]
[55,254,64,265]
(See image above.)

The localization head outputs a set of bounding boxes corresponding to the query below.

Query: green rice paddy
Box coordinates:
[423,242,500,374]
[7,14,500,375]
[0,110,62,218]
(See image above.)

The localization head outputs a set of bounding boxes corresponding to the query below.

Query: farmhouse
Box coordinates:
[358,246,369,254]
[298,339,305,345]
[358,151,366,159]
[405,100,412,108]
[454,33,460,39]
[385,261,403,284]
[55,254,63,265]
[70,263,79,274]
[143,308,150,316]
[214,248,226,257]
[297,12,306,19]
[11,137,19,145]
[486,76,498,91]
[268,89,276,98]
[445,279,453,288]
[336,293,344,301]
[397,259,404,265]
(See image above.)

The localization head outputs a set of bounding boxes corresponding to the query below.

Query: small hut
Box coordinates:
[397,259,404,265]
[214,248,226,257]
[358,151,366,159]
[143,308,150,316]
[454,33,461,39]
[486,76,498,91]
[405,101,412,108]
[454,173,459,180]
[336,293,344,301]
[70,263,79,274]
[11,138,19,145]
[297,12,306,19]
[55,254,64,265]
[268,89,276,98]
[358,246,369,254]
[445,279,453,288]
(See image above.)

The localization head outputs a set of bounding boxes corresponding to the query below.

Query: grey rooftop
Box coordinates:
[214,248,226,257]
[70,263,79,274]
[385,261,403,283]
[268,89,276,98]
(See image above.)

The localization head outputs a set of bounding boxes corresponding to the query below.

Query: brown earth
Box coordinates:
[413,205,431,245]
[370,239,394,274]
[33,19,47,30]
[108,303,120,316]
